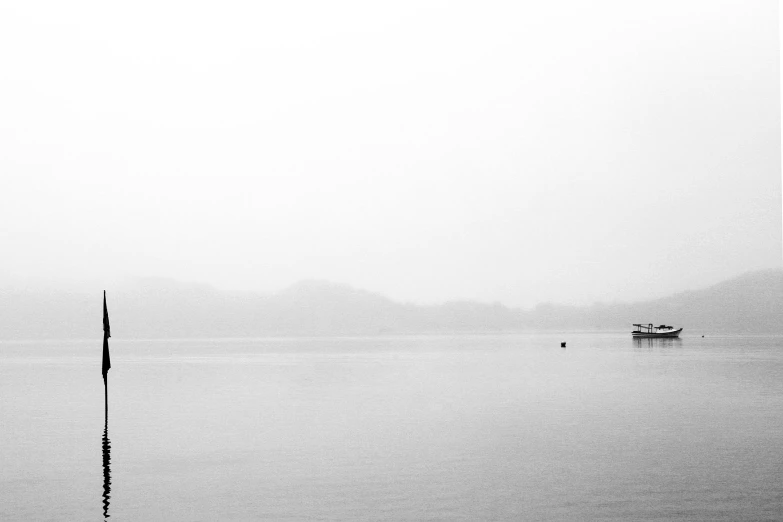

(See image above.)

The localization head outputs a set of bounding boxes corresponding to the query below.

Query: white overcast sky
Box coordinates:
[0,0,780,307]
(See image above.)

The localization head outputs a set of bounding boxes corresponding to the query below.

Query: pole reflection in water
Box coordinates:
[102,416,111,519]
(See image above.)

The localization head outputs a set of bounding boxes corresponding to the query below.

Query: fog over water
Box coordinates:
[0,1,780,307]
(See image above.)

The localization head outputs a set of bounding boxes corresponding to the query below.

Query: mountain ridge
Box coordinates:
[0,269,781,339]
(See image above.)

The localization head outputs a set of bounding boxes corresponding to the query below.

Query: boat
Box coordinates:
[632,324,682,338]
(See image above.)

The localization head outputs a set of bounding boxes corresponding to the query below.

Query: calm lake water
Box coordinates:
[1,333,781,521]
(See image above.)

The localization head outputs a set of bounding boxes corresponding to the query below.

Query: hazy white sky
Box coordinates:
[1,0,780,307]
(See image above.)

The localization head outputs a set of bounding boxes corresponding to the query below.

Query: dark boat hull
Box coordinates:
[632,328,682,338]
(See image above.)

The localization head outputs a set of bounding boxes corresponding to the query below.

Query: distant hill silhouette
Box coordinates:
[0,269,781,339]
[527,269,783,333]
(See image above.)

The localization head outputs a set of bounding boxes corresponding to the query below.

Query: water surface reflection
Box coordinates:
[633,337,682,350]
[102,417,111,519]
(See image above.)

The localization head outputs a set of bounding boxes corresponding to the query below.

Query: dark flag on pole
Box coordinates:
[102,291,111,383]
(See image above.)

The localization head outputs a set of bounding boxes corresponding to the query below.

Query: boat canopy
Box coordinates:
[633,323,673,331]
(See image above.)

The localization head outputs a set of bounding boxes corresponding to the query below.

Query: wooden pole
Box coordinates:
[104,376,108,420]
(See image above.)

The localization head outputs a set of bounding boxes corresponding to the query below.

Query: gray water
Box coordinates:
[1,333,781,521]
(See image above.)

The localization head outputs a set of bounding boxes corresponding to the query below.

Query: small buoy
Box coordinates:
[561,342,566,348]
[702,335,704,338]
